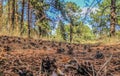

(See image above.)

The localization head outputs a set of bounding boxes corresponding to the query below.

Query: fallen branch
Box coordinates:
[91,64,95,76]
[96,54,113,76]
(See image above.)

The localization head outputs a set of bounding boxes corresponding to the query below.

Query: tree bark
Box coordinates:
[7,0,11,32]
[28,0,30,38]
[11,0,15,31]
[0,0,3,31]
[8,0,10,24]
[15,0,19,30]
[39,26,42,38]
[70,17,73,43]
[20,0,25,36]
[110,0,116,37]
[0,0,3,17]
[30,5,33,35]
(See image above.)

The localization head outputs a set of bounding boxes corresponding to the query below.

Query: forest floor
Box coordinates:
[0,36,120,76]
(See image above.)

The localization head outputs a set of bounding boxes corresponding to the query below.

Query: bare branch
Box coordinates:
[96,54,113,76]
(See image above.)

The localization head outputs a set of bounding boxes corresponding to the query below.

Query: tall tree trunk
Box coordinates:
[28,0,30,38]
[30,5,33,36]
[0,0,3,31]
[15,0,19,32]
[11,0,15,31]
[70,24,72,42]
[20,0,25,36]
[70,17,73,43]
[39,26,42,38]
[0,0,3,17]
[15,0,18,29]
[8,0,10,25]
[7,0,11,32]
[110,0,116,37]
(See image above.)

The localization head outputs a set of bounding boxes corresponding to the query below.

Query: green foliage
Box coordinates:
[1,0,120,43]
[90,0,120,37]
[116,31,120,38]
[57,20,67,40]
[65,2,81,22]
[55,22,95,43]
[73,24,95,41]
[35,20,51,36]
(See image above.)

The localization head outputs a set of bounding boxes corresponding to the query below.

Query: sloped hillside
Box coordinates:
[0,36,120,76]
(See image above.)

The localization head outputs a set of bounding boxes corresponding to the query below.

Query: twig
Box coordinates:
[38,61,42,76]
[73,57,92,76]
[73,57,79,64]
[91,64,95,76]
[96,54,113,76]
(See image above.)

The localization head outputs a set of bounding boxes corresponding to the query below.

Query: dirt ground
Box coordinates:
[0,36,120,76]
